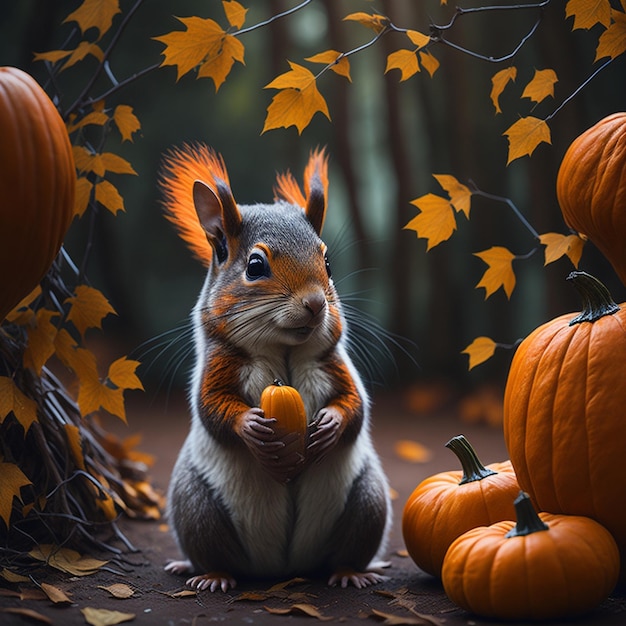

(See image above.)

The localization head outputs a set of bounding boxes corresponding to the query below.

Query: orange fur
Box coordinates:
[274,148,328,209]
[160,144,231,266]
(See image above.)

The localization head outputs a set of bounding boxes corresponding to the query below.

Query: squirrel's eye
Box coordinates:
[246,252,269,280]
[324,253,332,279]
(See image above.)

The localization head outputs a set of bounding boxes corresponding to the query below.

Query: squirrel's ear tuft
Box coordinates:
[304,147,328,236]
[160,143,240,265]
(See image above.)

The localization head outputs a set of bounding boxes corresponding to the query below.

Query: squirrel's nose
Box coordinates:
[303,292,326,318]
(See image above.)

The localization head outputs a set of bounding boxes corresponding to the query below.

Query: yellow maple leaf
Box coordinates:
[33,49,72,65]
[566,0,612,30]
[490,67,517,114]
[74,176,93,217]
[404,193,456,250]
[521,68,558,104]
[63,0,121,39]
[66,285,116,336]
[461,336,497,370]
[385,50,419,81]
[73,147,137,177]
[113,105,141,142]
[0,377,38,433]
[474,246,516,299]
[154,17,245,90]
[95,179,125,214]
[67,110,109,135]
[433,174,472,218]
[23,309,59,375]
[64,424,86,471]
[62,41,105,70]
[406,29,430,48]
[503,116,551,164]
[108,357,144,393]
[305,50,351,81]
[595,8,626,61]
[223,0,247,29]
[343,12,389,33]
[263,62,330,134]
[539,232,585,267]
[418,50,440,77]
[0,463,32,527]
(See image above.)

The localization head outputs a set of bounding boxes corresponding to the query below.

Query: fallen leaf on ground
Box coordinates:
[98,583,134,598]
[394,440,432,463]
[81,607,135,626]
[40,582,72,603]
[29,544,108,576]
[1,607,52,623]
[371,607,444,625]
[233,577,314,603]
[0,568,29,583]
[264,603,333,620]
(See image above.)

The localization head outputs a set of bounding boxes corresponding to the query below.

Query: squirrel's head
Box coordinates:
[160,145,341,350]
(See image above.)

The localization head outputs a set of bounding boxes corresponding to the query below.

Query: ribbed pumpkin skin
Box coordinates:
[442,512,620,620]
[259,382,308,459]
[503,305,626,583]
[0,66,75,321]
[556,112,626,285]
[402,457,518,578]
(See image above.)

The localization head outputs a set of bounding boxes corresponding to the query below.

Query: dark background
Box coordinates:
[2,0,625,398]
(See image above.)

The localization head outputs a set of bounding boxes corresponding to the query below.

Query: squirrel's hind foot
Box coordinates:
[328,568,388,589]
[186,572,237,593]
[164,559,193,575]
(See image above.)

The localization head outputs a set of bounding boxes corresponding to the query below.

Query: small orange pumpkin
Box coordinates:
[0,66,76,321]
[402,435,519,578]
[259,380,308,459]
[503,271,626,584]
[556,112,626,285]
[442,491,620,621]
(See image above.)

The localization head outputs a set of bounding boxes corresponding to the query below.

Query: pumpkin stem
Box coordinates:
[273,379,284,386]
[567,271,620,326]
[445,435,497,485]
[505,491,549,538]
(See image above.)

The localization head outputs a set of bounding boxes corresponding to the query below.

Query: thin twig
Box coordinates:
[235,0,314,36]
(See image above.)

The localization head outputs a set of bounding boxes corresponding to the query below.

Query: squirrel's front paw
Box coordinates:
[308,407,342,463]
[240,409,303,483]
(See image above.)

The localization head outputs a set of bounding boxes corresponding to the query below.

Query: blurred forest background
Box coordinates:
[2,0,625,400]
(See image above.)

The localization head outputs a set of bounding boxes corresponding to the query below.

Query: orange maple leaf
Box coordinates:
[0,462,32,527]
[0,377,38,433]
[406,30,430,48]
[474,246,516,299]
[503,116,551,164]
[73,147,137,176]
[433,175,472,218]
[67,110,109,134]
[74,177,93,218]
[490,67,517,114]
[419,50,440,77]
[343,12,389,33]
[154,17,244,90]
[23,309,59,375]
[521,68,558,104]
[263,62,330,134]
[539,232,585,267]
[223,0,247,29]
[461,336,497,370]
[595,7,626,61]
[404,193,456,250]
[305,50,351,81]
[66,285,116,336]
[65,424,87,471]
[62,42,105,70]
[63,0,121,40]
[113,105,141,142]
[566,0,612,29]
[95,179,125,214]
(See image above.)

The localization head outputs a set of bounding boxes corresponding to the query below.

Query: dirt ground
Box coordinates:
[1,388,625,625]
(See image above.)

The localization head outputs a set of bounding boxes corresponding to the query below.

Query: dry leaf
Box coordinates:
[113,105,141,142]
[461,336,497,370]
[490,67,517,114]
[539,232,585,267]
[0,463,32,526]
[74,176,93,217]
[385,50,420,81]
[64,0,121,39]
[23,309,59,374]
[81,607,135,626]
[73,147,137,177]
[405,194,456,250]
[0,568,29,583]
[503,116,551,164]
[406,29,430,48]
[98,583,135,599]
[521,68,558,104]
[29,545,108,576]
[566,0,612,29]
[264,603,333,621]
[40,582,72,604]
[418,50,439,77]
[95,179,126,214]
[66,285,116,336]
[67,110,109,133]
[263,62,330,134]
[371,607,444,625]
[0,608,52,624]
[343,12,389,33]
[0,378,38,432]
[595,8,626,60]
[474,246,516,299]
[62,41,105,70]
[433,174,472,218]
[394,440,432,463]
[223,0,247,29]
[305,50,351,81]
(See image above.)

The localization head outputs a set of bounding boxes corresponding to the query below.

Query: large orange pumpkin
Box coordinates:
[442,491,619,620]
[503,271,626,584]
[0,66,76,321]
[556,112,626,285]
[402,435,519,578]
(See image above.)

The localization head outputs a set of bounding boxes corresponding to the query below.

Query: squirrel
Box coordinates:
[159,143,391,593]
